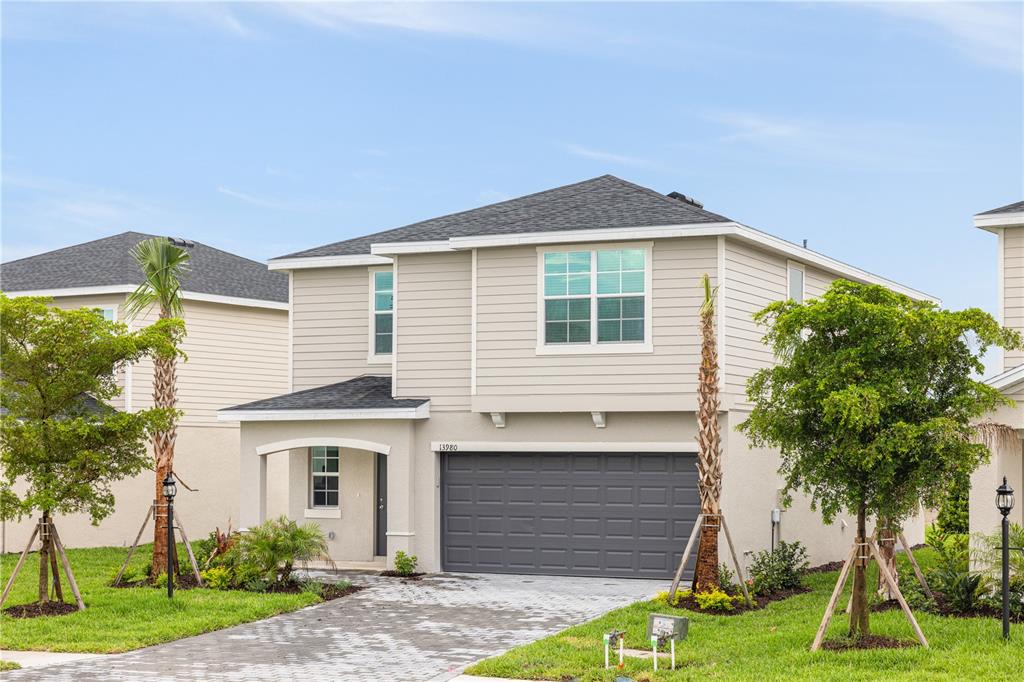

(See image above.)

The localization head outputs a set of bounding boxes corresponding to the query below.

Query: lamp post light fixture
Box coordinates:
[996,476,1015,640]
[163,473,177,600]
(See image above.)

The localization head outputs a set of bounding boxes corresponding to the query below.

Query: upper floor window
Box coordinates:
[787,262,805,304]
[93,307,116,322]
[370,268,393,359]
[538,244,653,354]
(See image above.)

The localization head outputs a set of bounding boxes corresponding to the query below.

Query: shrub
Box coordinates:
[237,516,331,584]
[393,550,418,576]
[748,540,808,596]
[653,589,691,607]
[928,530,988,614]
[694,588,740,612]
[935,470,970,534]
[201,566,234,590]
[196,523,238,568]
[153,572,171,588]
[109,563,143,585]
[717,563,736,593]
[975,522,1024,578]
[980,575,1024,620]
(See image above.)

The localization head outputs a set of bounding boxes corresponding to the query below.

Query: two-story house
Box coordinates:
[970,201,1024,539]
[1,232,290,550]
[220,175,932,578]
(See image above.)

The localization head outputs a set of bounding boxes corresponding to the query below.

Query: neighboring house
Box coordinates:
[970,201,1024,540]
[221,175,931,578]
[0,232,289,550]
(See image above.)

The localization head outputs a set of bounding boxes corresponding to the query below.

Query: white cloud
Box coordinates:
[864,1,1022,72]
[564,143,650,167]
[216,186,291,210]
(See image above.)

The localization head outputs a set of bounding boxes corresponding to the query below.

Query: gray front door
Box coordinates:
[441,451,699,578]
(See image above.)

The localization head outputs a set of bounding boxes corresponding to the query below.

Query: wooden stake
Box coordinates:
[48,542,64,602]
[898,532,935,602]
[114,503,154,585]
[867,540,928,648]
[49,524,85,611]
[720,514,753,606]
[0,524,39,609]
[811,544,858,651]
[668,513,704,601]
[174,513,204,586]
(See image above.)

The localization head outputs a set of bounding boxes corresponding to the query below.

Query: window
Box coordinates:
[787,262,805,303]
[310,446,340,508]
[94,307,116,322]
[540,245,651,352]
[371,269,393,357]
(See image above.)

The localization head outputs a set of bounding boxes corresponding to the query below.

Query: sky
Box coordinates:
[2,1,1022,364]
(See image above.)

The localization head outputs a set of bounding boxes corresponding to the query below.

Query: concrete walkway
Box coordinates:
[0,650,104,669]
[3,572,662,681]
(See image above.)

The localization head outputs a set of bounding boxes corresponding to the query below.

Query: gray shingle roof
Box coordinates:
[978,200,1024,216]
[1,232,288,303]
[276,175,730,259]
[222,375,427,411]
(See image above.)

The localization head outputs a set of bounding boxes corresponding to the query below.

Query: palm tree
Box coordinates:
[692,273,722,592]
[125,237,190,578]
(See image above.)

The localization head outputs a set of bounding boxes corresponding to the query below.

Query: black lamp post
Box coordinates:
[163,473,177,600]
[996,476,1015,640]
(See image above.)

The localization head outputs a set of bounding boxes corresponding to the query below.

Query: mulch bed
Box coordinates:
[669,585,811,615]
[3,600,79,619]
[379,571,425,581]
[805,561,845,575]
[821,635,916,651]
[265,582,365,600]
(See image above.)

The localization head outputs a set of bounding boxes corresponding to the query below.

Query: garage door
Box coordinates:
[441,452,699,578]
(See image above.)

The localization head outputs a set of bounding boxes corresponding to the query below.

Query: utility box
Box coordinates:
[647,613,688,642]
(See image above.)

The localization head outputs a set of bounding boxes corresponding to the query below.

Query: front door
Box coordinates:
[375,453,387,556]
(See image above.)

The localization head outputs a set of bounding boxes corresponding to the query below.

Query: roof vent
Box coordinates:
[666,191,703,209]
[167,237,195,248]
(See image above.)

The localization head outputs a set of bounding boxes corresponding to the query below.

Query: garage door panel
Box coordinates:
[442,451,699,578]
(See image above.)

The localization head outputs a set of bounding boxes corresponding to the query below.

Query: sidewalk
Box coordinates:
[0,650,106,669]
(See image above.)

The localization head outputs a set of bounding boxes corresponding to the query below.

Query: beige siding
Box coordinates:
[394,252,472,410]
[1004,227,1024,370]
[131,300,289,426]
[805,264,835,299]
[48,294,129,411]
[292,266,384,391]
[475,237,716,399]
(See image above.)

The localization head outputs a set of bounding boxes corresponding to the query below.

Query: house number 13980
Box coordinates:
[439,443,458,451]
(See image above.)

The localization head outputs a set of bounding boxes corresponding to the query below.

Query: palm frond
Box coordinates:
[125,238,191,320]
[699,273,719,316]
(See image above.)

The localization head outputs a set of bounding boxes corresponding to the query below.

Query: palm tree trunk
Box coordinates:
[693,284,722,593]
[849,502,870,638]
[150,345,178,578]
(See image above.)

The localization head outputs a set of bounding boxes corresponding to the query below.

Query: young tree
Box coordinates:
[124,237,190,578]
[0,295,182,604]
[693,274,722,592]
[739,280,1019,640]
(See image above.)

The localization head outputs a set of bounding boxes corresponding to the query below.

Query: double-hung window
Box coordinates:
[370,269,393,359]
[539,244,652,353]
[310,446,340,508]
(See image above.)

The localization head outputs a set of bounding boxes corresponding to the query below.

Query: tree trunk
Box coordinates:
[150,339,179,578]
[876,522,898,600]
[37,513,50,603]
[49,539,64,602]
[848,503,870,639]
[692,278,722,593]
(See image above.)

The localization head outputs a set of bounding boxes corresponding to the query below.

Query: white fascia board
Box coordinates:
[5,286,287,310]
[985,364,1024,392]
[429,440,698,453]
[447,223,734,250]
[974,212,1024,232]
[218,402,430,422]
[267,254,392,271]
[371,241,456,255]
[729,224,938,303]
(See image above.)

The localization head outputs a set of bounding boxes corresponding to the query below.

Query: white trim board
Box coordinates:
[218,403,430,422]
[255,436,392,456]
[985,363,1024,392]
[5,286,288,310]
[975,212,1024,231]
[430,441,698,453]
[268,254,392,271]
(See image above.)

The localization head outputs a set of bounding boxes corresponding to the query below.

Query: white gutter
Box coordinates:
[974,212,1024,232]
[985,363,1024,392]
[5,286,288,311]
[268,254,392,271]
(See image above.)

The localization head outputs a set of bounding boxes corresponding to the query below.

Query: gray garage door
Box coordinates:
[441,452,699,578]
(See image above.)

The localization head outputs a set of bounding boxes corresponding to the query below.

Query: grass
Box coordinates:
[468,548,1023,681]
[0,543,321,653]
[0,660,22,671]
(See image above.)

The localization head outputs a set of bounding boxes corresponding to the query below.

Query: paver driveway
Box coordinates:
[6,571,663,681]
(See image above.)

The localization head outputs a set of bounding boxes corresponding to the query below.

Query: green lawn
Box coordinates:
[468,549,1022,681]
[0,544,320,653]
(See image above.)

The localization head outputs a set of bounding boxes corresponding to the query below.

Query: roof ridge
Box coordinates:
[602,175,727,220]
[1,230,156,266]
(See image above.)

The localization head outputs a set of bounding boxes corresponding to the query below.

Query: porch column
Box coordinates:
[385,424,416,562]
[240,450,267,528]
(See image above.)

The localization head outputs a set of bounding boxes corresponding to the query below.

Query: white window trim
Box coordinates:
[309,446,341,510]
[535,242,654,355]
[367,265,393,364]
[787,260,806,303]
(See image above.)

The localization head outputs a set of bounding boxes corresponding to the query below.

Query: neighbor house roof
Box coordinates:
[275,174,729,260]
[1,231,288,304]
[978,200,1024,216]
[218,375,429,421]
